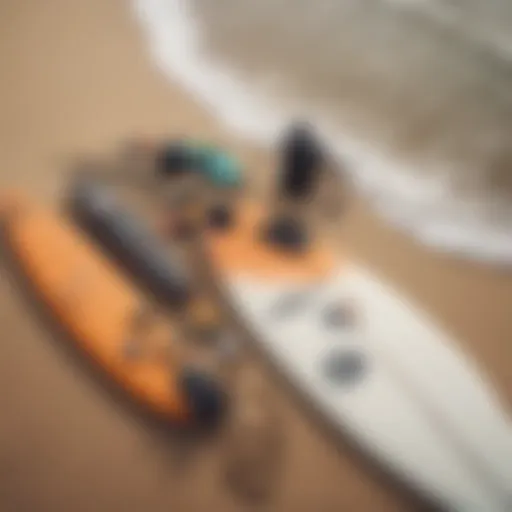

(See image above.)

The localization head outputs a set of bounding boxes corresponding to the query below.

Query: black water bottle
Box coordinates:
[279,123,324,201]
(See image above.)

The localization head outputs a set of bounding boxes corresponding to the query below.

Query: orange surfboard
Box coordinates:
[0,193,207,425]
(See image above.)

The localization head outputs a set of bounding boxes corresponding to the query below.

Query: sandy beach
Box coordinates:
[0,1,511,511]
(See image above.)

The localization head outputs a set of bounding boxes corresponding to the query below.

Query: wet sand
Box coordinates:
[0,1,511,511]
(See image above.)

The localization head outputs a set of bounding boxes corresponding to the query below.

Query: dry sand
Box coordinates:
[0,1,511,511]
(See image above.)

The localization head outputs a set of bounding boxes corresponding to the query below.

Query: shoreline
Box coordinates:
[134,0,512,267]
[0,0,511,511]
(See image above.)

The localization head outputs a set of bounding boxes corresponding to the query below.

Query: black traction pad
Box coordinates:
[67,177,191,308]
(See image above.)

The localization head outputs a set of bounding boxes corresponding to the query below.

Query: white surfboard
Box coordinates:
[203,202,512,511]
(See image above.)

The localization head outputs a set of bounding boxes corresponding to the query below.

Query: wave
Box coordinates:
[132,0,512,266]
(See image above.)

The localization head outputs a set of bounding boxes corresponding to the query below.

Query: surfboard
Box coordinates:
[0,193,225,427]
[202,200,512,511]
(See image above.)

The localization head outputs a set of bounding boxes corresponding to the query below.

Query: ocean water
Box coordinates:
[133,0,512,265]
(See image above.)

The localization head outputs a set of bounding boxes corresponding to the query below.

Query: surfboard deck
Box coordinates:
[0,193,192,424]
[201,200,512,511]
